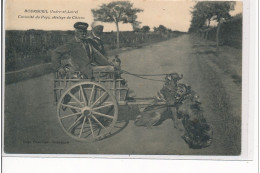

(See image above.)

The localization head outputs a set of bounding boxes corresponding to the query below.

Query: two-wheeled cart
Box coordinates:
[54,66,164,142]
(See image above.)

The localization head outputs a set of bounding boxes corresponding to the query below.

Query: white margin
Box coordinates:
[1,0,259,172]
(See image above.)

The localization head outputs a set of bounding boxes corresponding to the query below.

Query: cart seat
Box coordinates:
[92,66,115,73]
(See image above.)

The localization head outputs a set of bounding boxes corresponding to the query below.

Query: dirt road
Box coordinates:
[4,34,241,155]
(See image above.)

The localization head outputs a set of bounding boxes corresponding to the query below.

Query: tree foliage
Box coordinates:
[153,25,168,33]
[131,21,142,31]
[141,26,150,33]
[189,1,235,32]
[91,1,143,48]
[188,1,235,50]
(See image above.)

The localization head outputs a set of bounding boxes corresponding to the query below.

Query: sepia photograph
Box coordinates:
[3,0,244,156]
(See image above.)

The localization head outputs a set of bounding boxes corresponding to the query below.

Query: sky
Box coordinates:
[5,0,243,32]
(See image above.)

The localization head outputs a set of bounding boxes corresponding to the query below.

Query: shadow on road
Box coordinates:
[103,105,140,140]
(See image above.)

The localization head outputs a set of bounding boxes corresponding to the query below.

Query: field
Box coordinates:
[5,30,184,72]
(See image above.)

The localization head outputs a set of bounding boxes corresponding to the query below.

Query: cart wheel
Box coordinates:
[57,82,118,142]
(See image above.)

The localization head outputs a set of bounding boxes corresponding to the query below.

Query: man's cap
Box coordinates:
[74,22,89,30]
[91,21,103,29]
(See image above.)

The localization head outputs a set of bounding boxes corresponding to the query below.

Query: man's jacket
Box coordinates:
[51,37,93,78]
[51,37,110,78]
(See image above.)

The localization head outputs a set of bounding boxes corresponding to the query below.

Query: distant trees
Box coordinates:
[154,25,167,33]
[189,1,235,49]
[133,25,150,33]
[92,1,143,48]
[141,26,150,33]
[134,24,173,34]
[153,25,174,35]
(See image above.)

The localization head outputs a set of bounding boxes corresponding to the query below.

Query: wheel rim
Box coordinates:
[57,82,118,142]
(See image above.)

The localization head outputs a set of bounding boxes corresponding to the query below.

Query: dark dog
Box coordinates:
[175,89,213,149]
[134,73,212,149]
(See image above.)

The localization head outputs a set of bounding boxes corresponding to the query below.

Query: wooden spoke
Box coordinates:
[68,92,84,107]
[61,104,82,110]
[88,117,95,138]
[67,115,84,132]
[79,116,87,138]
[60,112,82,119]
[90,92,108,107]
[92,103,114,111]
[92,111,114,119]
[88,85,95,105]
[91,115,108,131]
[79,85,87,106]
[57,81,119,141]
[97,128,102,136]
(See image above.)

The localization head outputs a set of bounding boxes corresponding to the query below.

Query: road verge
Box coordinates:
[5,63,53,84]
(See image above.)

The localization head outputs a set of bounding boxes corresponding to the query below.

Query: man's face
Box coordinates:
[75,29,87,40]
[93,26,103,37]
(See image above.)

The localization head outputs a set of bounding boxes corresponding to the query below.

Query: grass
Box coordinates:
[192,35,242,86]
[191,35,242,155]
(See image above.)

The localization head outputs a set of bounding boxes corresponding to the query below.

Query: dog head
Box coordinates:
[111,55,121,67]
[165,73,183,82]
[162,73,183,93]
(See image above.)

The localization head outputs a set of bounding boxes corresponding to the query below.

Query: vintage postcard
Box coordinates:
[3,0,249,158]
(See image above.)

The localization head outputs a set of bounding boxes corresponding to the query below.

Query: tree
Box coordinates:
[189,1,235,49]
[211,2,235,50]
[141,26,150,33]
[189,2,215,36]
[191,2,215,39]
[92,1,143,49]
[153,25,172,34]
[131,21,141,31]
[167,29,172,33]
[153,27,158,32]
[157,25,167,33]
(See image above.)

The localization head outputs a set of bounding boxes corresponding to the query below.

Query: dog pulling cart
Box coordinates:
[54,66,166,142]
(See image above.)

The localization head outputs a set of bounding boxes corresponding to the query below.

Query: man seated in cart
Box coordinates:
[87,21,121,69]
[86,21,122,79]
[87,21,106,58]
[87,21,128,100]
[51,21,120,79]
